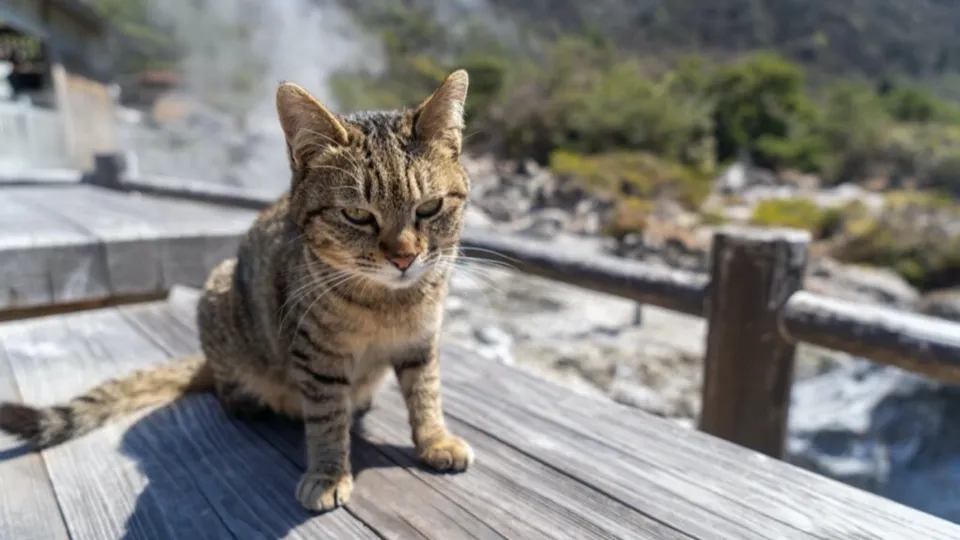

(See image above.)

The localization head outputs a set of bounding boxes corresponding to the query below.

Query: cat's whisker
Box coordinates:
[428,255,507,292]
[279,267,346,304]
[449,255,517,273]
[433,262,502,310]
[457,246,522,265]
[444,257,510,290]
[289,271,363,341]
[278,269,357,330]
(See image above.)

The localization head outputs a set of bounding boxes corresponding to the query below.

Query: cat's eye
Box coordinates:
[415,198,443,219]
[342,207,376,226]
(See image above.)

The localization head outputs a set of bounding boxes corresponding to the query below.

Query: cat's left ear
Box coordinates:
[275,81,349,170]
[413,69,469,155]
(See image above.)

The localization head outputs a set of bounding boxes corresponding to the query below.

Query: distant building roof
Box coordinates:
[0,0,116,82]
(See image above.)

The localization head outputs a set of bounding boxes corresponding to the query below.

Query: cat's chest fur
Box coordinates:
[342,299,442,366]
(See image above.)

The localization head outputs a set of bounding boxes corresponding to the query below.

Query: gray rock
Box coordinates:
[714,161,780,194]
[918,288,960,322]
[806,257,920,309]
[474,325,513,348]
[788,361,960,523]
[610,380,670,416]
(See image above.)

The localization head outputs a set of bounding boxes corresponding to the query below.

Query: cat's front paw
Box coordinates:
[296,472,353,512]
[417,434,474,472]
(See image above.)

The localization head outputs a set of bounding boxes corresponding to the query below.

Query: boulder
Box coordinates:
[806,257,920,309]
[788,360,960,523]
[918,288,960,322]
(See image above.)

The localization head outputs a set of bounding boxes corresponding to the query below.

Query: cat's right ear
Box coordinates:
[275,82,349,169]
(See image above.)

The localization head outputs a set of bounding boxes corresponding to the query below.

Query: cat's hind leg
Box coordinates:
[214,378,277,421]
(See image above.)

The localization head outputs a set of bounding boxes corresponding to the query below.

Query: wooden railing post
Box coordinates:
[698,226,810,458]
[86,152,126,189]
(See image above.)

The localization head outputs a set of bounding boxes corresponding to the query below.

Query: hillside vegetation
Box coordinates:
[328,1,960,191]
[90,0,960,290]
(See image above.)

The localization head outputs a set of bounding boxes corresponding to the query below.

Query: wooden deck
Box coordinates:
[2,288,959,539]
[0,183,256,312]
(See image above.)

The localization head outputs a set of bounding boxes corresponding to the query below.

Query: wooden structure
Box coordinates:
[83,162,960,458]
[2,288,960,539]
[458,227,960,456]
[0,0,119,170]
[0,181,256,318]
[0,0,114,81]
[2,168,960,537]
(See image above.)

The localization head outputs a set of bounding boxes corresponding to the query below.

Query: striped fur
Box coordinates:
[0,70,473,514]
[0,355,211,448]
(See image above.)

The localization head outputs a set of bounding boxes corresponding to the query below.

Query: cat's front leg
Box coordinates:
[393,339,473,472]
[290,334,354,512]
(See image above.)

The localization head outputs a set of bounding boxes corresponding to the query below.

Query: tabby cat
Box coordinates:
[0,69,474,512]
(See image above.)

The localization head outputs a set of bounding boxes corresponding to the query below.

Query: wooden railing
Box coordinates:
[86,154,960,459]
[463,227,960,457]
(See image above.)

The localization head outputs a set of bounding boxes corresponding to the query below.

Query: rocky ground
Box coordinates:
[121,111,960,523]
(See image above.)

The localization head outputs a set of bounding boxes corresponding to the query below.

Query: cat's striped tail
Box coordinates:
[0,354,213,449]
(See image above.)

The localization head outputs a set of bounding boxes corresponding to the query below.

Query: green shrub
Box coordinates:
[699,209,730,226]
[324,9,960,199]
[881,85,944,123]
[831,192,960,290]
[549,150,713,209]
[814,82,895,183]
[604,197,654,238]
[749,197,836,237]
[709,52,823,171]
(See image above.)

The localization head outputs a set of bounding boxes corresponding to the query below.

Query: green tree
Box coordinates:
[882,85,940,122]
[816,82,893,182]
[709,52,821,170]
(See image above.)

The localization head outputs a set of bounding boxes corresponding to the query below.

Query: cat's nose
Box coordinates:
[388,254,416,270]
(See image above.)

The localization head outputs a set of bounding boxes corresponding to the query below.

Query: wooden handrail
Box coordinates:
[781,290,960,384]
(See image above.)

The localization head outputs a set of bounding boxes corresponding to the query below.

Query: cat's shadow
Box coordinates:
[107,394,425,540]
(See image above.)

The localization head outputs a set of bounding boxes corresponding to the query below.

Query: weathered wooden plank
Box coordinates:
[71,188,251,290]
[0,188,110,309]
[154,290,776,538]
[8,185,169,297]
[0,312,236,540]
[438,377,793,538]
[438,348,960,540]
[782,290,960,383]
[63,169,712,317]
[118,301,509,540]
[116,174,283,211]
[133,389,377,539]
[55,183,255,237]
[3,185,255,299]
[0,308,376,540]
[699,226,809,457]
[0,344,71,540]
[361,388,692,540]
[0,168,83,186]
[135,296,692,540]
[85,154,280,210]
